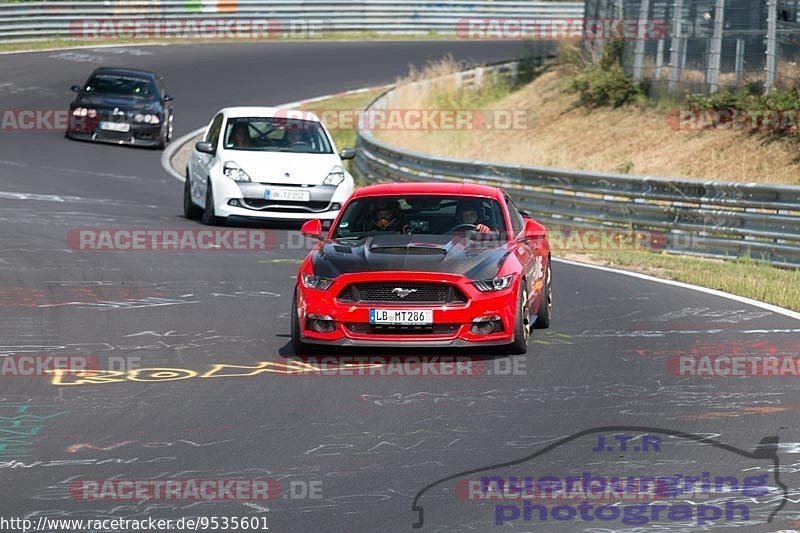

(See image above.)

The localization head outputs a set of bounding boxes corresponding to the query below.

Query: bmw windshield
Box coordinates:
[83,74,158,100]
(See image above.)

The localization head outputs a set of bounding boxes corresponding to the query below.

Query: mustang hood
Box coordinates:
[310,233,513,280]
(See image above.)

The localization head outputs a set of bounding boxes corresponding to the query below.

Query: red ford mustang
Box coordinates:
[292,182,552,354]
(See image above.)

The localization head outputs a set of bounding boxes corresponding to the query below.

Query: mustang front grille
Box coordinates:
[337,283,467,304]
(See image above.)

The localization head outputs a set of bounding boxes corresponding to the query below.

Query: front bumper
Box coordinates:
[295,271,518,348]
[214,179,352,221]
[66,124,162,147]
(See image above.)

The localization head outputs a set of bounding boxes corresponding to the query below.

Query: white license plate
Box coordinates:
[369,309,433,325]
[99,121,130,132]
[265,189,310,202]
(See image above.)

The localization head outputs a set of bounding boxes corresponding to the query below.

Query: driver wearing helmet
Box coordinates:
[365,200,406,233]
[456,201,492,233]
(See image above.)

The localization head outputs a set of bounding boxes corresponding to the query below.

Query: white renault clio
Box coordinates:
[184,107,355,225]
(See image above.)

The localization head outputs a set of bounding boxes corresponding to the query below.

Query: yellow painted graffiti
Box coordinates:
[48,360,383,386]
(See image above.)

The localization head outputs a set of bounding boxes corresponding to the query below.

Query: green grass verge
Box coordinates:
[0,33,450,53]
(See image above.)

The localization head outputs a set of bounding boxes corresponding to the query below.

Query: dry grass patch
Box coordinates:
[376,65,800,184]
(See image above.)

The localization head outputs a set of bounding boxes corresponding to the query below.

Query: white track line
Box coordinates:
[554,257,800,321]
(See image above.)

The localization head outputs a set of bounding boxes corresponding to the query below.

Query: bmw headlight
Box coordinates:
[134,114,161,124]
[72,107,95,117]
[473,274,514,292]
[223,162,252,183]
[301,273,334,291]
[323,165,345,186]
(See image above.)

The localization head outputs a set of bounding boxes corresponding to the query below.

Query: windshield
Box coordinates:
[84,74,158,99]
[332,195,507,239]
[223,117,333,153]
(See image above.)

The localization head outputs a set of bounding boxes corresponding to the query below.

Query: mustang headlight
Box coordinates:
[473,274,514,292]
[301,273,334,291]
[223,161,252,183]
[323,165,345,186]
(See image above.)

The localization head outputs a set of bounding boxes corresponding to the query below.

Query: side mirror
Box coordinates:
[70,85,81,93]
[195,141,215,155]
[523,218,546,240]
[301,219,323,240]
[163,94,174,102]
[519,210,531,219]
[339,148,356,160]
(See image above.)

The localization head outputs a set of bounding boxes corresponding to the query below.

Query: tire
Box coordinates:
[183,170,202,220]
[291,287,312,355]
[166,113,174,142]
[201,180,221,226]
[504,283,530,355]
[155,122,167,150]
[534,259,552,329]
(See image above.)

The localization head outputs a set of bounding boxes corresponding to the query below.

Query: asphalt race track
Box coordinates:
[1,41,799,533]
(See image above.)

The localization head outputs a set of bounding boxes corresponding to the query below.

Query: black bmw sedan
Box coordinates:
[66,67,174,149]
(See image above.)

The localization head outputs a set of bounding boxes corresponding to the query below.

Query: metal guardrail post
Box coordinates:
[632,0,651,82]
[705,0,725,93]
[668,0,685,93]
[765,0,778,92]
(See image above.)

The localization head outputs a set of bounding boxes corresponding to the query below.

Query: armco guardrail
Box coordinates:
[0,1,584,42]
[353,62,800,267]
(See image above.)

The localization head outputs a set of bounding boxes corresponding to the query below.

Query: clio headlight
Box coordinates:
[323,165,345,186]
[223,162,252,183]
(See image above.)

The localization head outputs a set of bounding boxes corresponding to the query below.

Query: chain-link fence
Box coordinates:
[584,0,800,94]
[777,0,800,88]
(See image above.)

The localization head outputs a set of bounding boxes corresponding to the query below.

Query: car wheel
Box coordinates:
[155,123,167,150]
[201,180,220,226]
[504,283,530,355]
[166,113,174,141]
[183,170,202,220]
[291,287,311,355]
[534,260,552,329]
